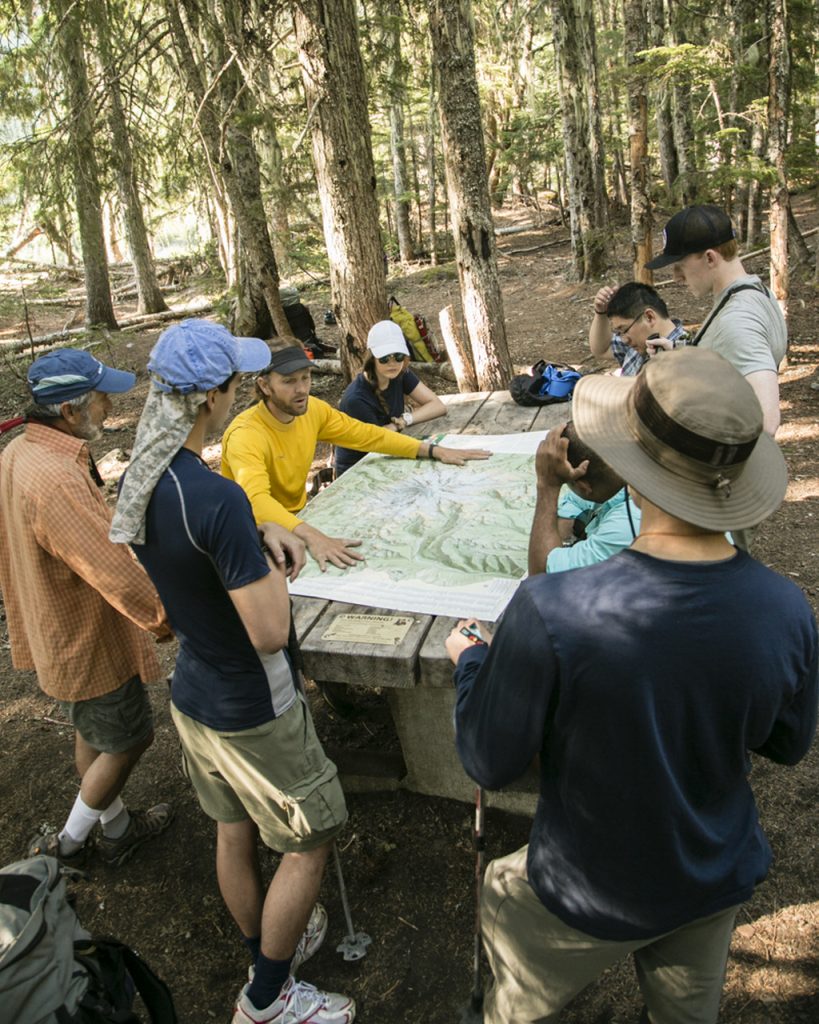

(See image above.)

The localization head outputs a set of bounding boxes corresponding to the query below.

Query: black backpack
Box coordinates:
[0,855,177,1023]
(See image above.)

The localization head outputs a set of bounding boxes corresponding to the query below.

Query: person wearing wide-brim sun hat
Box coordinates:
[446,347,817,1024]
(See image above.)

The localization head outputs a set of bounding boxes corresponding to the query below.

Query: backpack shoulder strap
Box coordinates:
[691,282,769,346]
[84,938,178,1024]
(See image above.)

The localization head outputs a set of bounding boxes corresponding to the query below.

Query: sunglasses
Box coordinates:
[377,353,407,364]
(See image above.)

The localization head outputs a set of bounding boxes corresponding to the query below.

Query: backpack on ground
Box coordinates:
[0,855,177,1024]
[510,361,581,407]
[388,296,445,363]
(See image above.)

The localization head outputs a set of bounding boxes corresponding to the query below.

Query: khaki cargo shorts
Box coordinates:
[170,695,347,853]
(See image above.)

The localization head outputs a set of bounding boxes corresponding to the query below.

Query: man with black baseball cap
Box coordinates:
[446,347,817,1024]
[645,204,786,438]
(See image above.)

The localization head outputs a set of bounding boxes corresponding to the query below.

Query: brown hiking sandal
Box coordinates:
[97,803,174,867]
[26,829,92,868]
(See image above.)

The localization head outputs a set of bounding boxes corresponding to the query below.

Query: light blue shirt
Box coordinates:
[546,487,641,573]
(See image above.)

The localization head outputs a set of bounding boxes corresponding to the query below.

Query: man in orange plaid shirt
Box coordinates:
[0,349,174,867]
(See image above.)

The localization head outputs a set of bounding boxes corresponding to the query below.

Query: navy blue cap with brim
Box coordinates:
[28,349,135,405]
[645,205,736,270]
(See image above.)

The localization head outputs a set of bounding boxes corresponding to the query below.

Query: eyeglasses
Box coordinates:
[377,353,407,364]
[612,310,646,340]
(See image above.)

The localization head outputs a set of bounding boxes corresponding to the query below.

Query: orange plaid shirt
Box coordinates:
[0,423,170,702]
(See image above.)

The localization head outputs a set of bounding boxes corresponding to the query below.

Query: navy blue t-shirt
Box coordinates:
[131,449,296,730]
[334,369,420,475]
[454,549,818,940]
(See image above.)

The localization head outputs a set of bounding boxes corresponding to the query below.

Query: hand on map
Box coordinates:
[446,618,494,663]
[259,523,307,581]
[295,522,364,572]
[535,424,588,490]
[434,446,493,465]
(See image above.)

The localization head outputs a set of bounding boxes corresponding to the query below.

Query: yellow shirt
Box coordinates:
[221,397,421,529]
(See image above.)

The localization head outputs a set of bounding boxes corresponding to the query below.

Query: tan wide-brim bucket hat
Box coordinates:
[573,347,787,531]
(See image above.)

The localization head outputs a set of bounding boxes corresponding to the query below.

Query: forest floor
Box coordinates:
[0,196,817,1024]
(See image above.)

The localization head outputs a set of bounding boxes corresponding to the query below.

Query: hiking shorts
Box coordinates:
[170,694,347,854]
[59,675,153,754]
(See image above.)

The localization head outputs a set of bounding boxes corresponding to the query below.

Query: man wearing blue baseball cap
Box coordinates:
[112,320,356,1024]
[0,348,175,869]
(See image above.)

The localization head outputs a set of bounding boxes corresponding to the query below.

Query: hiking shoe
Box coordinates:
[97,803,174,866]
[26,830,91,868]
[233,976,355,1024]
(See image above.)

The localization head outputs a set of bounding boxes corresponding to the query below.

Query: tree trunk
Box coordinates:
[294,0,388,379]
[91,0,168,315]
[387,1,415,265]
[165,1,291,340]
[429,0,512,390]
[54,0,118,328]
[577,0,608,230]
[426,77,439,265]
[550,0,606,280]
[649,0,679,191]
[669,0,697,204]
[625,0,652,282]
[767,0,789,313]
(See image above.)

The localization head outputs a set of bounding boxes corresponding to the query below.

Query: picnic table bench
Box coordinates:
[293,391,572,813]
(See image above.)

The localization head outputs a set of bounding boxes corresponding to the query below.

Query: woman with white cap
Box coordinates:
[334,320,446,476]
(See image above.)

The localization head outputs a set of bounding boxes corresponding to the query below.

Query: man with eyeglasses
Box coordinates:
[222,341,491,570]
[589,281,690,376]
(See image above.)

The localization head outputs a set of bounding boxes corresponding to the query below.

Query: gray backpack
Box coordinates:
[0,855,176,1023]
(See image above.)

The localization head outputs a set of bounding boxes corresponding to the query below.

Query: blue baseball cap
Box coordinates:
[148,319,271,394]
[28,349,135,405]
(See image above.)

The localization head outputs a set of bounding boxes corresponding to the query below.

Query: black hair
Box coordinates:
[607,282,669,320]
[217,372,238,393]
[564,421,622,494]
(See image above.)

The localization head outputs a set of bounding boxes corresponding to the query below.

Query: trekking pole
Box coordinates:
[460,785,485,1023]
[332,841,372,961]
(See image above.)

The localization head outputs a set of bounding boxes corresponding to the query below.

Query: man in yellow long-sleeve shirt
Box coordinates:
[222,345,490,570]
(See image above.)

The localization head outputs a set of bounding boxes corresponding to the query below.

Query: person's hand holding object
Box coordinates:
[446,618,493,664]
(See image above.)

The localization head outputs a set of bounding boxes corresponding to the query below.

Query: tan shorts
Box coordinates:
[482,846,739,1024]
[170,695,347,853]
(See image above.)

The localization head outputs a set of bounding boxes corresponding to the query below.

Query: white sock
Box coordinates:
[60,794,103,848]
[100,798,130,839]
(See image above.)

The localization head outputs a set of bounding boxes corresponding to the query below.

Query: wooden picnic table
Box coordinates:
[292,391,572,812]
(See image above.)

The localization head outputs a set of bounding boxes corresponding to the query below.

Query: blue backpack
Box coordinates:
[510,361,581,406]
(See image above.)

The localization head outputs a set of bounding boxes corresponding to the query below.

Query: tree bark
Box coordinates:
[767,0,789,313]
[91,0,168,315]
[54,0,118,328]
[429,0,512,390]
[386,0,415,264]
[550,0,606,280]
[165,1,292,340]
[625,0,652,282]
[649,0,678,191]
[668,0,697,204]
[294,0,387,379]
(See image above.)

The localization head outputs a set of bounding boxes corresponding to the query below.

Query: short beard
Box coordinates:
[72,414,103,442]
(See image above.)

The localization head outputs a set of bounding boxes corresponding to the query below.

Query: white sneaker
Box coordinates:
[247,903,329,983]
[232,976,355,1023]
[293,903,328,973]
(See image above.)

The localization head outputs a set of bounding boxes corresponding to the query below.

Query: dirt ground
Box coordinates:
[0,197,817,1024]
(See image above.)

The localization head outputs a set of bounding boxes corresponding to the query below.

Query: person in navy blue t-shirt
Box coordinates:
[446,348,817,1024]
[111,320,356,1024]
[334,319,446,476]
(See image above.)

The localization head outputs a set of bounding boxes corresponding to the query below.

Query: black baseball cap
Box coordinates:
[645,205,736,270]
[262,346,313,375]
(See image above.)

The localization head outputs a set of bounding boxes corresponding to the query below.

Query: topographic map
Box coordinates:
[288,432,545,620]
